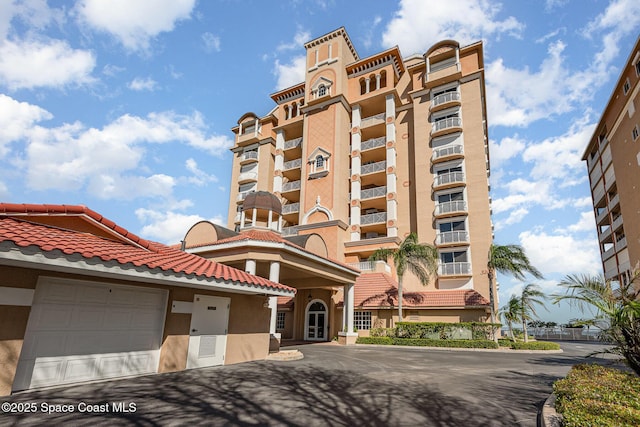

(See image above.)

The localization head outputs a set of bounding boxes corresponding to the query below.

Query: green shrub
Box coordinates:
[498,338,514,347]
[554,364,640,427]
[356,336,498,349]
[369,327,394,337]
[508,341,560,350]
[394,322,501,340]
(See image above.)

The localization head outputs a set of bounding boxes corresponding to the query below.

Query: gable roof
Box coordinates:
[0,204,295,296]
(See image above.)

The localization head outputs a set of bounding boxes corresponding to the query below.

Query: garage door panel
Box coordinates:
[14,279,167,392]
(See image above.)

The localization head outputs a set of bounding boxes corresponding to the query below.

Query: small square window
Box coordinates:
[354,311,372,330]
[276,312,285,330]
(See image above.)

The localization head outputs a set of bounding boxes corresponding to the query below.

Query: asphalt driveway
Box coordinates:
[1,341,620,426]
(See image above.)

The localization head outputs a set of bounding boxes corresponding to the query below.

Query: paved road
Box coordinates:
[1,341,621,426]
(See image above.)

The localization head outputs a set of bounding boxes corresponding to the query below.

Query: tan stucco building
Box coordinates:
[186,28,495,342]
[583,35,640,285]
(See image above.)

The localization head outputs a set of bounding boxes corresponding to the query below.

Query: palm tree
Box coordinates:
[499,295,521,342]
[553,272,640,375]
[369,233,438,323]
[487,244,543,341]
[520,284,546,342]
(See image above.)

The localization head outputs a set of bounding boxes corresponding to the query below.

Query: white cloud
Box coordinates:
[87,174,175,200]
[489,136,525,169]
[277,30,310,52]
[75,0,196,52]
[135,208,224,244]
[555,211,596,234]
[0,0,65,40]
[0,93,52,157]
[185,158,218,186]
[494,207,528,230]
[0,39,95,90]
[202,32,220,53]
[381,0,523,55]
[0,180,9,198]
[519,230,601,277]
[103,64,125,77]
[128,76,158,91]
[273,55,306,90]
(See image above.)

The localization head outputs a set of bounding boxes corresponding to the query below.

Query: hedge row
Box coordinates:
[508,341,560,350]
[371,322,501,341]
[356,336,499,349]
[554,364,640,427]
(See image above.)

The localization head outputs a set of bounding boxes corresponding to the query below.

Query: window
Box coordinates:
[633,125,639,141]
[276,312,285,330]
[636,61,640,76]
[354,311,372,330]
[315,155,325,169]
[318,85,327,97]
[440,251,468,263]
[439,220,465,233]
[437,191,464,203]
[624,78,631,95]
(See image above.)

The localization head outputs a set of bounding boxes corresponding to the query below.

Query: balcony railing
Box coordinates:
[615,236,627,251]
[360,185,386,200]
[283,158,302,170]
[360,136,386,151]
[282,203,300,214]
[611,214,624,231]
[360,211,387,225]
[282,180,301,192]
[432,117,462,133]
[436,231,469,245]
[432,144,463,161]
[438,262,471,276]
[282,226,298,236]
[435,201,467,216]
[238,171,257,182]
[361,160,387,175]
[240,151,258,162]
[360,112,385,128]
[432,92,460,107]
[434,172,465,187]
[237,190,254,202]
[599,226,612,243]
[602,245,616,260]
[284,137,302,150]
[609,193,620,208]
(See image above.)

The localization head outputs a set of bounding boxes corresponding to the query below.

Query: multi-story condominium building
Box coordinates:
[583,35,640,286]
[184,28,493,343]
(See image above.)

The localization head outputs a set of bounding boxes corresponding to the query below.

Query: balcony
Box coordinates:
[284,137,302,150]
[347,260,391,273]
[434,201,467,217]
[238,171,258,184]
[236,191,254,203]
[595,208,608,226]
[433,172,465,189]
[611,214,624,232]
[599,226,612,243]
[615,236,627,251]
[361,160,386,175]
[592,183,605,204]
[602,245,616,261]
[427,61,461,85]
[238,125,260,144]
[436,231,469,246]
[609,193,620,209]
[360,185,386,200]
[432,144,464,163]
[438,262,471,276]
[234,213,241,223]
[360,113,385,129]
[283,158,302,170]
[240,151,258,164]
[431,92,461,111]
[360,136,386,151]
[282,226,298,237]
[282,180,301,193]
[431,117,462,135]
[282,202,300,215]
[360,211,387,225]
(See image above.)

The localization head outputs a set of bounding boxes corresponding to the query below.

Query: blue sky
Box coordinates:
[1,0,638,324]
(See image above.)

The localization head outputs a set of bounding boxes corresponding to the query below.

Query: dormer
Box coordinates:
[310,77,333,101]
[307,147,331,179]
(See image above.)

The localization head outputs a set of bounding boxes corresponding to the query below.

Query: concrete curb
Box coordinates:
[540,393,562,427]
[265,349,304,361]
[354,343,564,354]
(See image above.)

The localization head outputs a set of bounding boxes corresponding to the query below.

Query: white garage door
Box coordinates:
[13,278,167,391]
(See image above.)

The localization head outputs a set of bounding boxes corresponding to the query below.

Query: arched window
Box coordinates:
[360,78,366,95]
[318,85,327,97]
[315,155,325,170]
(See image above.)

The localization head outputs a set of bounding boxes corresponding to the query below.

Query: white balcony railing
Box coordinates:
[436,231,469,245]
[432,144,463,161]
[282,180,301,192]
[349,261,376,271]
[438,262,471,276]
[283,158,302,170]
[360,136,386,151]
[237,191,254,202]
[361,160,387,175]
[240,151,258,162]
[284,137,302,150]
[360,186,386,200]
[282,226,298,236]
[599,226,612,243]
[611,214,624,231]
[360,211,387,225]
[282,203,300,214]
[360,112,386,128]
[432,92,460,107]
[602,245,616,260]
[238,171,257,182]
[615,236,627,251]
[435,201,467,216]
[432,117,462,133]
[434,172,465,187]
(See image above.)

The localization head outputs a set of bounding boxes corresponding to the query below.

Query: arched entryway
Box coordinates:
[304,299,328,341]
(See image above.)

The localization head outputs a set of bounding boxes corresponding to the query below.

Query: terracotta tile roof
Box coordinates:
[277,296,294,310]
[340,273,489,308]
[0,204,295,295]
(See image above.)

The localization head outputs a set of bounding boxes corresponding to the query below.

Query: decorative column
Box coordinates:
[240,210,246,229]
[350,105,362,242]
[385,94,398,237]
[375,73,381,91]
[365,77,370,94]
[245,259,256,275]
[268,261,281,351]
[339,283,358,345]
[274,130,285,193]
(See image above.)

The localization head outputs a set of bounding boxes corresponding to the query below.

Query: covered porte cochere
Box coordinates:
[182,192,360,347]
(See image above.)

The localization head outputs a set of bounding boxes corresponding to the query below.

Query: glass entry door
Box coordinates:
[305,301,327,341]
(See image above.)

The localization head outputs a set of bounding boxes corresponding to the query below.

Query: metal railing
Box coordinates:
[282,203,300,214]
[360,211,387,225]
[281,226,298,236]
[434,172,465,187]
[360,112,385,128]
[360,186,386,200]
[284,137,302,150]
[361,160,386,175]
[435,201,467,216]
[238,171,257,182]
[436,231,469,245]
[283,158,302,170]
[432,91,460,107]
[438,262,471,276]
[433,144,463,160]
[282,180,301,192]
[240,151,258,162]
[360,136,386,151]
[432,117,462,133]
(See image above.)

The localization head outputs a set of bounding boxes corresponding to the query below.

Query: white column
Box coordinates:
[268,261,280,335]
[274,130,285,193]
[268,210,273,229]
[375,73,381,90]
[252,208,257,225]
[385,94,398,238]
[365,77,370,94]
[346,283,355,333]
[254,118,259,137]
[240,210,246,229]
[328,43,332,59]
[245,259,256,275]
